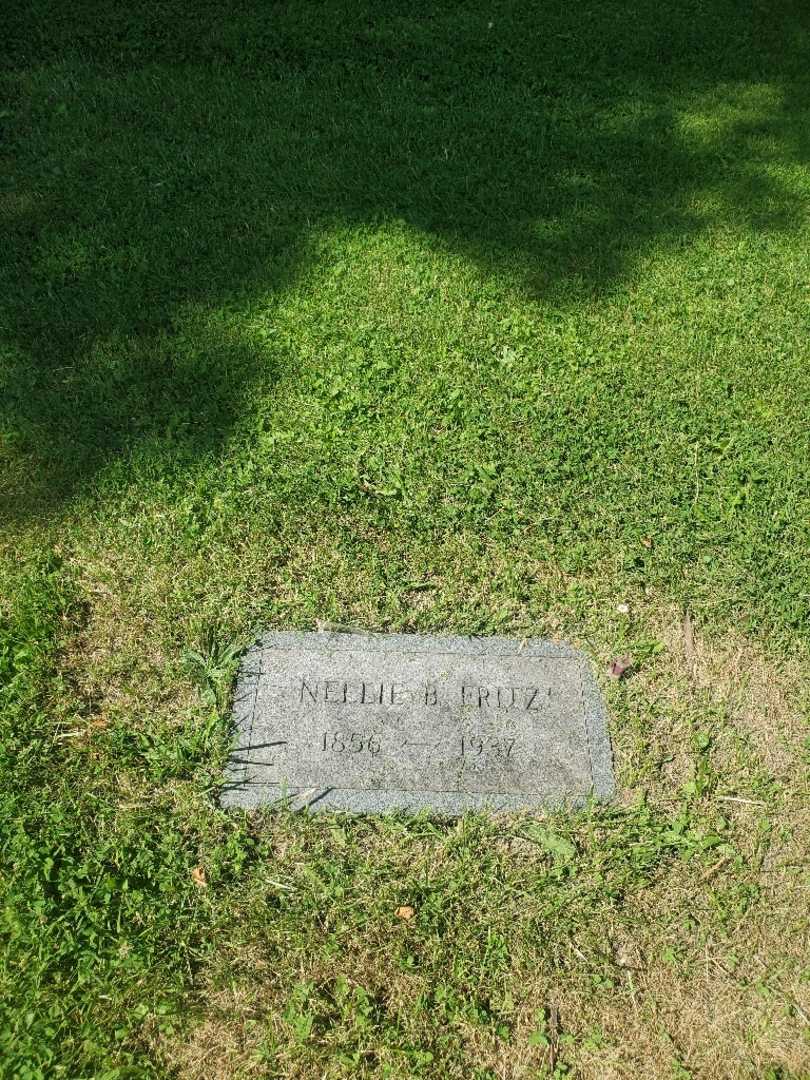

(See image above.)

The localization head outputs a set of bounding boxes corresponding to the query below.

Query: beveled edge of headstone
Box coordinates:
[221,644,263,795]
[220,630,615,814]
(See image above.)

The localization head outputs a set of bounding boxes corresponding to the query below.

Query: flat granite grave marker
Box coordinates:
[222,632,614,813]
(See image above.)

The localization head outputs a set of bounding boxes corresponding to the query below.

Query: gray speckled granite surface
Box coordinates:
[221,632,614,814]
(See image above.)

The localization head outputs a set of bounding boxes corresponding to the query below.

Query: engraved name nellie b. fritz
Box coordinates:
[222,632,615,814]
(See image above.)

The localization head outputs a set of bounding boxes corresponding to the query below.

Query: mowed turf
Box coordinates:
[1,2,809,1077]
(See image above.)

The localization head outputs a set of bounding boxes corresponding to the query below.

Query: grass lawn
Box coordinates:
[2,1,810,1076]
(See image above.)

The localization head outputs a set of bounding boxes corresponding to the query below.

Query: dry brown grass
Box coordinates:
[158,596,807,1079]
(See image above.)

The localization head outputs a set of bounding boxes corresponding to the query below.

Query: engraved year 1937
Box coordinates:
[460,735,517,758]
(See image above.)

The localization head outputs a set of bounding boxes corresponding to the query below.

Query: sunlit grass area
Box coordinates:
[1,2,809,1076]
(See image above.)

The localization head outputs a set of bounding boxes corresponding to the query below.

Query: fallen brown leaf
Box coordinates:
[394,905,415,921]
[607,656,633,679]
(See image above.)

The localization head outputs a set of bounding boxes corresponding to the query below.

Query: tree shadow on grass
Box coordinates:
[1,0,808,519]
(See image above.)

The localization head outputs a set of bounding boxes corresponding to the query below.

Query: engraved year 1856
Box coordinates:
[321,731,382,755]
